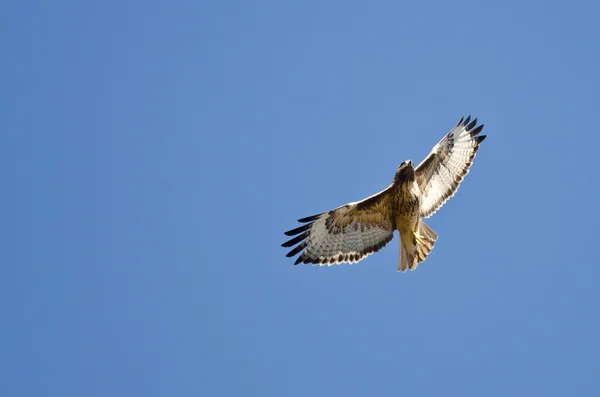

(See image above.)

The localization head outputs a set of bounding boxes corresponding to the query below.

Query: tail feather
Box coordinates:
[398,238,412,272]
[397,220,438,272]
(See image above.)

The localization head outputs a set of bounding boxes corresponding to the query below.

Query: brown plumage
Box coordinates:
[282,116,486,271]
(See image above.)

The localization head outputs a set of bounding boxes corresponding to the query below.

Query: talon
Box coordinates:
[414,235,425,245]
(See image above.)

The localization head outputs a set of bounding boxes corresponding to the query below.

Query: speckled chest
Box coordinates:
[392,180,422,232]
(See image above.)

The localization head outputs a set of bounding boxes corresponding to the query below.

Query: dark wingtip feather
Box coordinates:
[294,256,303,265]
[466,118,478,131]
[286,242,307,258]
[281,232,309,248]
[284,223,311,236]
[463,114,471,125]
[297,213,323,223]
[456,116,464,126]
[476,135,487,143]
[469,124,484,136]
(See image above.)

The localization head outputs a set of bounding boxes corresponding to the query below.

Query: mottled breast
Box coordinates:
[393,180,422,232]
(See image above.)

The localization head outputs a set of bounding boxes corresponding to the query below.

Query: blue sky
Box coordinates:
[2,0,600,396]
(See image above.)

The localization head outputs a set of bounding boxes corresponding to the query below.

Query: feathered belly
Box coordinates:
[393,182,421,233]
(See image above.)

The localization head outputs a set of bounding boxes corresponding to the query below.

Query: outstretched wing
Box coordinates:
[415,115,486,218]
[282,186,395,266]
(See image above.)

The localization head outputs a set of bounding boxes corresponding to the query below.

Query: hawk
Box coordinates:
[282,116,486,271]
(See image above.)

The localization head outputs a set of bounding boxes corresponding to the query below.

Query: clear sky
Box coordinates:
[2,0,600,396]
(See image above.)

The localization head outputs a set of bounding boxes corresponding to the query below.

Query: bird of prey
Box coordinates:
[282,116,486,271]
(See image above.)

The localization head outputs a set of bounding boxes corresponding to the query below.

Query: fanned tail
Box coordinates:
[397,220,438,272]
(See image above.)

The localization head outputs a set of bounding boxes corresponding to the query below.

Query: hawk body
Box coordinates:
[283,116,486,271]
[390,163,429,271]
[391,163,420,235]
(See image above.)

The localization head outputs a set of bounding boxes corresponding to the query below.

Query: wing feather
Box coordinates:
[415,116,486,218]
[282,186,395,266]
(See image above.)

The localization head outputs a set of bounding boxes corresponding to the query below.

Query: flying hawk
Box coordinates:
[282,116,486,271]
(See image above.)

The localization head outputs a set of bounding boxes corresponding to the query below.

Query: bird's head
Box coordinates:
[395,160,415,182]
